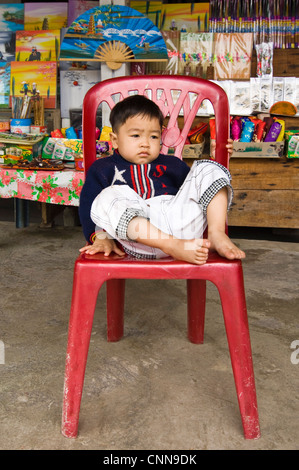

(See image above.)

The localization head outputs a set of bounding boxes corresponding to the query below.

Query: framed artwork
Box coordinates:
[10,61,57,108]
[60,68,101,118]
[160,3,209,32]
[0,4,24,31]
[130,1,163,28]
[24,2,67,30]
[16,30,60,62]
[0,62,11,107]
[67,0,99,27]
[0,31,16,62]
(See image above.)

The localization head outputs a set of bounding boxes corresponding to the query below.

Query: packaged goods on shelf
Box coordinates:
[0,133,45,165]
[285,130,299,159]
[42,137,83,161]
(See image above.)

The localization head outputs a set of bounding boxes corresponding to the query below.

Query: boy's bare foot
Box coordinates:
[208,230,245,260]
[127,216,211,265]
[163,238,211,265]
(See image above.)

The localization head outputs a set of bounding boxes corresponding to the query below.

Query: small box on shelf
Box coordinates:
[182,142,205,158]
[231,141,285,158]
[0,133,45,165]
[285,130,299,158]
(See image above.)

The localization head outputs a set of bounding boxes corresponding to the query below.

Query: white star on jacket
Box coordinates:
[111,166,127,186]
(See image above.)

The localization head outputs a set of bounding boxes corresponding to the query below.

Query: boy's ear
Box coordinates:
[110,131,118,148]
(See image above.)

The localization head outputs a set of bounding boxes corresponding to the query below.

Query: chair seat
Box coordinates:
[79,249,237,271]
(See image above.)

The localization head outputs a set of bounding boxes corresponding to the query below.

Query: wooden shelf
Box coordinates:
[228,157,299,228]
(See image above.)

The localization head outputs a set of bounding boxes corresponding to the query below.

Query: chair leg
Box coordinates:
[106,279,125,342]
[187,279,206,344]
[216,264,260,439]
[62,265,104,438]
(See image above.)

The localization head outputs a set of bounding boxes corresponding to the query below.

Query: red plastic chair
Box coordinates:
[62,76,260,440]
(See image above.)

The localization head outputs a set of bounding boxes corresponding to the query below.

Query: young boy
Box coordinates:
[79,95,245,265]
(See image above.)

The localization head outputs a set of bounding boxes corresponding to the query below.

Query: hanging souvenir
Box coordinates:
[60,4,168,70]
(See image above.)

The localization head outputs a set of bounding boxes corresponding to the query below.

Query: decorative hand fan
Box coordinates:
[60,4,168,70]
[270,101,297,116]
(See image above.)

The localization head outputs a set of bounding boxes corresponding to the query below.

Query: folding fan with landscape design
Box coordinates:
[59,4,168,70]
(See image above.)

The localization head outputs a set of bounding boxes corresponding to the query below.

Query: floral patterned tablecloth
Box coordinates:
[0,168,84,206]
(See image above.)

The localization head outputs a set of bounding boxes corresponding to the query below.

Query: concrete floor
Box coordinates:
[0,206,299,450]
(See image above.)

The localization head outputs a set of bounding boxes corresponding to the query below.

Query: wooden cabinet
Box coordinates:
[228,157,299,228]
[184,155,299,228]
[184,155,299,229]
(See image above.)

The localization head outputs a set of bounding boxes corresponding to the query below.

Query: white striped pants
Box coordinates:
[90,160,233,259]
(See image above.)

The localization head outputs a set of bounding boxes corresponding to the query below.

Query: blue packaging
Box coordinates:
[240,121,255,142]
[65,127,78,139]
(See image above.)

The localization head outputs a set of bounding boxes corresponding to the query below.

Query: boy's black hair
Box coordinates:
[110,94,164,132]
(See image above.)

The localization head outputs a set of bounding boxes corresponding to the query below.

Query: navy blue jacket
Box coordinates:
[79,151,190,242]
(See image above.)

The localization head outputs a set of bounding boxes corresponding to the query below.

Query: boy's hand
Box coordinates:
[226,138,233,156]
[210,138,233,158]
[79,233,125,257]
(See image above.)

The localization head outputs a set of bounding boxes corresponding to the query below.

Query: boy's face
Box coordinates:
[110,114,161,164]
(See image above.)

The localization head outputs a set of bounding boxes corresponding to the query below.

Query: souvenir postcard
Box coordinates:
[230,80,252,115]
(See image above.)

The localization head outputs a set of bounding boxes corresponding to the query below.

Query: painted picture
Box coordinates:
[16,30,60,62]
[0,62,11,107]
[130,1,163,28]
[0,3,24,31]
[160,3,209,33]
[24,2,68,31]
[10,61,57,108]
[67,0,98,27]
[60,4,168,69]
[0,31,16,62]
[60,68,101,118]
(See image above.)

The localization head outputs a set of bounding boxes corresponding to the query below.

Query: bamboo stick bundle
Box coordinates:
[33,95,44,126]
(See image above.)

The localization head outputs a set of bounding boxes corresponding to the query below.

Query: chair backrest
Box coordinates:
[82,75,230,176]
